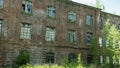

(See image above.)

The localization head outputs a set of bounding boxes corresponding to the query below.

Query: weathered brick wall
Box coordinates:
[1,0,119,65]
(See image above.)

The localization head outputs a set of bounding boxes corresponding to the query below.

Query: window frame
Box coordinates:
[0,19,3,36]
[86,32,93,45]
[20,23,31,39]
[68,53,77,62]
[22,0,32,14]
[0,0,3,9]
[46,52,55,64]
[68,30,76,43]
[47,6,56,19]
[68,11,76,23]
[45,27,55,41]
[86,15,93,26]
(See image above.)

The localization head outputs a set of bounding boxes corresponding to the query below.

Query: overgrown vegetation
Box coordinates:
[16,50,30,66]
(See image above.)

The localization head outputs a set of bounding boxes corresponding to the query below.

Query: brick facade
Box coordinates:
[0,0,120,66]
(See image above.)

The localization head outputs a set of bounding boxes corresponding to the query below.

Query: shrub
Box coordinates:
[16,50,30,66]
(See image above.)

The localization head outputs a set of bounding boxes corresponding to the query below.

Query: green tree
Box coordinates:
[102,20,120,67]
[90,37,99,66]
[95,0,105,11]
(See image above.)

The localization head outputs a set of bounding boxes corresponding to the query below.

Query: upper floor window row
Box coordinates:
[22,0,32,14]
[0,0,3,9]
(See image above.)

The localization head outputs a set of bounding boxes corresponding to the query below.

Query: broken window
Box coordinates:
[68,11,76,23]
[46,52,54,64]
[20,23,31,39]
[0,0,3,9]
[68,30,76,43]
[22,1,32,14]
[86,15,93,26]
[45,27,55,41]
[86,32,93,45]
[47,6,55,18]
[0,19,3,35]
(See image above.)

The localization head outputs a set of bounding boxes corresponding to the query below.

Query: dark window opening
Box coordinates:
[46,52,54,63]
[87,55,93,64]
[68,53,77,62]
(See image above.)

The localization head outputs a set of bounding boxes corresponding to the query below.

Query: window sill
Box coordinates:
[68,20,76,23]
[47,16,56,20]
[21,11,33,16]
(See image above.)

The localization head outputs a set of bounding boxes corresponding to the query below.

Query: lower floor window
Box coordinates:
[46,52,54,63]
[87,55,93,64]
[68,53,77,62]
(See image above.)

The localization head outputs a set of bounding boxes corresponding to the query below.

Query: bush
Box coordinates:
[16,50,30,66]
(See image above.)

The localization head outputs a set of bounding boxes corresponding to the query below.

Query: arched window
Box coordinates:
[46,52,55,63]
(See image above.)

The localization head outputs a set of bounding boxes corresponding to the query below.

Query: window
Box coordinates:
[118,24,120,30]
[87,55,93,64]
[68,53,77,62]
[106,56,110,64]
[99,19,103,28]
[106,40,109,48]
[99,36,103,47]
[68,30,76,43]
[0,19,3,34]
[22,0,32,14]
[46,52,54,63]
[45,27,55,41]
[86,15,93,26]
[100,56,103,64]
[20,23,31,39]
[47,6,55,18]
[86,32,93,45]
[68,11,76,23]
[0,0,3,9]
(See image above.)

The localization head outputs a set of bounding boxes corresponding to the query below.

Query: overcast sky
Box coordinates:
[72,0,120,15]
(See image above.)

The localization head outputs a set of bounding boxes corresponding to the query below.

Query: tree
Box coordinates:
[90,37,100,65]
[102,19,120,67]
[95,0,105,11]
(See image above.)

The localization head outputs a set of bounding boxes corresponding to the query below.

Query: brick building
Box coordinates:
[0,0,120,66]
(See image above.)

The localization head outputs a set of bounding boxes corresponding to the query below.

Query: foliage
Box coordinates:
[16,51,30,66]
[95,0,105,11]
[90,37,99,65]
[102,19,120,67]
[19,54,84,68]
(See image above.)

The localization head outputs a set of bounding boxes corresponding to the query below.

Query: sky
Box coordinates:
[72,0,120,15]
